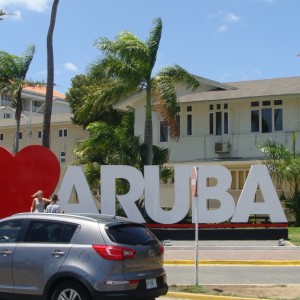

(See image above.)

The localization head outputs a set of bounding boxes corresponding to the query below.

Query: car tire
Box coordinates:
[51,280,91,300]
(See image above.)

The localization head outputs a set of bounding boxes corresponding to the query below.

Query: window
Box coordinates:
[1,94,9,101]
[216,111,222,135]
[0,133,3,141]
[1,94,9,105]
[209,103,229,135]
[106,224,157,246]
[209,114,214,134]
[176,107,180,135]
[60,151,66,163]
[262,108,272,133]
[160,121,168,142]
[187,115,192,135]
[274,108,283,131]
[0,220,24,243]
[38,130,43,139]
[23,221,77,243]
[4,113,11,119]
[59,129,68,137]
[251,110,259,132]
[251,100,283,133]
[18,132,23,140]
[176,115,180,136]
[187,106,192,136]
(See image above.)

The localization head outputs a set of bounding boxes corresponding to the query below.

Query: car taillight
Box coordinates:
[92,245,136,260]
[159,244,164,254]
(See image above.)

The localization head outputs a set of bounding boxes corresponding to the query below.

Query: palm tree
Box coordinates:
[66,74,123,127]
[43,0,59,148]
[74,109,144,168]
[74,109,169,216]
[74,109,143,197]
[85,17,200,165]
[259,138,300,225]
[0,45,36,153]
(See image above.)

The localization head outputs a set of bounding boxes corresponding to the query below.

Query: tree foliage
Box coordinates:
[0,45,37,153]
[259,138,300,225]
[74,109,169,197]
[72,17,200,165]
[66,74,122,127]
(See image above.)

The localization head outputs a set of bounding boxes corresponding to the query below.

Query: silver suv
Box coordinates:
[0,213,168,300]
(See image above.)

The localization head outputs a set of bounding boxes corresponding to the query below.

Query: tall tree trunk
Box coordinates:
[13,116,20,154]
[43,0,59,148]
[13,89,23,154]
[144,82,153,165]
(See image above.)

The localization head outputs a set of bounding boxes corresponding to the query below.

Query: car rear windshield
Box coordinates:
[106,224,158,246]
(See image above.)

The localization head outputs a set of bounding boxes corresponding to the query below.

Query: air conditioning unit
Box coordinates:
[215,142,230,153]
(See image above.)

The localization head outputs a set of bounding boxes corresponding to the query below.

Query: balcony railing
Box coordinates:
[32,105,45,113]
[1,99,12,107]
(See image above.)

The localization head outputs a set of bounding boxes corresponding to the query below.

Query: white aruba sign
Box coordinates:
[57,164,287,224]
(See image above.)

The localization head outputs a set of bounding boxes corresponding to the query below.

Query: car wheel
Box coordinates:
[51,280,91,300]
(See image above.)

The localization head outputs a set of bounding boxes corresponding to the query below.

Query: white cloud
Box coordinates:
[0,0,49,12]
[64,62,79,72]
[209,10,240,34]
[208,11,241,23]
[216,25,228,33]
[225,13,240,23]
[10,9,22,20]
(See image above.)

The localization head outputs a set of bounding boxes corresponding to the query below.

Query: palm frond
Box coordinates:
[157,65,200,91]
[146,17,162,70]
[259,139,293,161]
[152,76,178,139]
[0,9,6,20]
[151,65,200,139]
[89,55,144,87]
[95,32,149,67]
[0,52,20,80]
[19,45,35,79]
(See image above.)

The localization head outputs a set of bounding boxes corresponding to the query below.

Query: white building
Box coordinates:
[115,76,300,220]
[0,86,89,180]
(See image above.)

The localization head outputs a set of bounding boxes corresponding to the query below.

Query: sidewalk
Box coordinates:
[163,239,300,265]
[162,239,300,300]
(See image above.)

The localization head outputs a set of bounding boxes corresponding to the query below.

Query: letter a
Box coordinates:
[231,164,287,223]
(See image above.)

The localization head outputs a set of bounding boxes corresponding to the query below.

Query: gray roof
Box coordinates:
[179,76,300,103]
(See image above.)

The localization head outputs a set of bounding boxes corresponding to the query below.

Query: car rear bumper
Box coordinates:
[93,283,168,300]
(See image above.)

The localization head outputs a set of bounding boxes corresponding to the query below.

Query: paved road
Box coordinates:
[159,239,300,299]
[165,265,300,285]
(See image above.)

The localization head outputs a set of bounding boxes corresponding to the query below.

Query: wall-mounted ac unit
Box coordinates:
[215,142,230,153]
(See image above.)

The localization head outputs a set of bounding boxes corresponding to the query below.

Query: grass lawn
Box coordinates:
[288,226,300,245]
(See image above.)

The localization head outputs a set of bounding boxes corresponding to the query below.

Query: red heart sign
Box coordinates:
[0,145,60,218]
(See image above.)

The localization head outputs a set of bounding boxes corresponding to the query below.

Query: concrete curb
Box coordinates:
[165,291,267,300]
[164,259,300,265]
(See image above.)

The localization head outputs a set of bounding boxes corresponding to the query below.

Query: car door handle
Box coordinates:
[51,250,65,258]
[0,249,12,256]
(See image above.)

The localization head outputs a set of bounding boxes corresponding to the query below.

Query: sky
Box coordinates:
[0,0,300,94]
